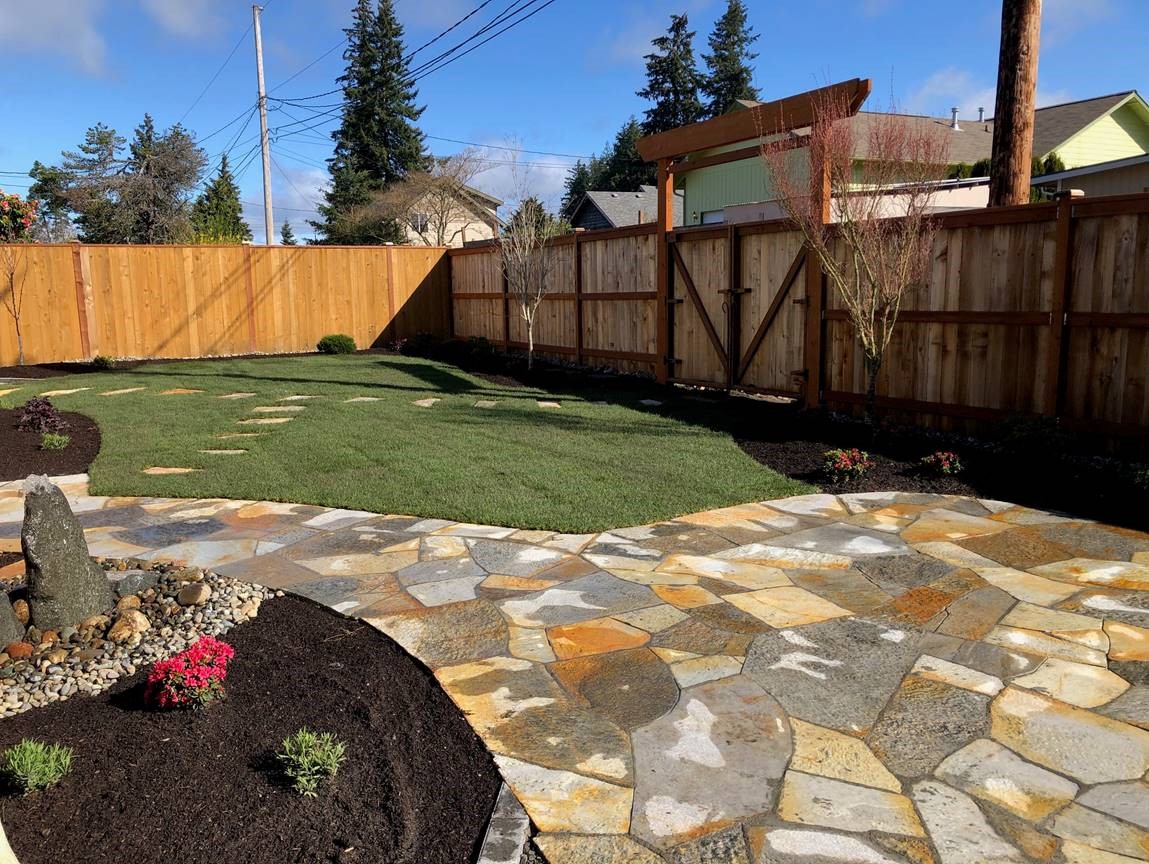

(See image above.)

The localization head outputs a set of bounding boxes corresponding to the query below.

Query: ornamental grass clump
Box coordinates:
[921,450,964,476]
[2,739,74,795]
[17,397,68,434]
[144,636,235,710]
[40,432,70,450]
[278,728,347,798]
[822,448,873,483]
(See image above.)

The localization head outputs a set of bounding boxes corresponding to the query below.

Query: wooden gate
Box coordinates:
[668,225,810,399]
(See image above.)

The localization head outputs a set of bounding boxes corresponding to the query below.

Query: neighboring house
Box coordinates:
[1032,153,1149,198]
[402,185,502,248]
[567,185,684,230]
[676,91,1149,226]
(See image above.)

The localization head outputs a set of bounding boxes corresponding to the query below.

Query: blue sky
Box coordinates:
[0,0,1144,242]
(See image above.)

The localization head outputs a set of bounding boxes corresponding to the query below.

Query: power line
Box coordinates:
[177,21,254,124]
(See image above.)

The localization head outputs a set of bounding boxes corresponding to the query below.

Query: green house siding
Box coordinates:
[680,142,807,225]
[1054,101,1149,167]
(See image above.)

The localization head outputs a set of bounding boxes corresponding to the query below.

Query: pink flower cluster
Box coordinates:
[0,191,37,242]
[145,636,235,710]
[921,450,964,476]
[822,447,873,482]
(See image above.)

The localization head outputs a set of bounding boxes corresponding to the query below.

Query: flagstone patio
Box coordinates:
[2,478,1147,864]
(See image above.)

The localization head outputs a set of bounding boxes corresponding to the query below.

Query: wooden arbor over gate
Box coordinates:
[636,78,871,405]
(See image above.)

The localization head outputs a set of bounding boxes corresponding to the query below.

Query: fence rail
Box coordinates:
[449,191,1149,446]
[0,243,450,366]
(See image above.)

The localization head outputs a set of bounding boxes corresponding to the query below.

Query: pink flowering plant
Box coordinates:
[921,450,964,476]
[145,636,235,710]
[822,448,873,482]
[0,192,37,242]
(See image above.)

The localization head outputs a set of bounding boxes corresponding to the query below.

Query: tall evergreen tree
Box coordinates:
[311,0,429,244]
[121,114,205,244]
[560,160,595,217]
[637,14,705,136]
[560,119,656,218]
[190,155,251,242]
[701,0,759,117]
[280,220,298,245]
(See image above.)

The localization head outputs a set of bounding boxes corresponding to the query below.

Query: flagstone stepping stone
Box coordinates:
[756,828,910,864]
[214,432,266,440]
[1012,657,1130,707]
[867,675,990,778]
[990,686,1149,783]
[278,395,321,401]
[99,387,146,396]
[1105,620,1149,661]
[1078,781,1149,830]
[507,626,556,663]
[1032,521,1149,561]
[1067,589,1149,627]
[397,556,486,586]
[789,568,893,613]
[788,718,902,792]
[669,827,753,863]
[467,539,567,577]
[408,575,486,607]
[412,398,440,408]
[0,387,21,398]
[765,493,849,519]
[548,647,679,730]
[955,526,1075,570]
[141,467,198,476]
[911,655,1004,696]
[547,616,650,660]
[159,388,203,395]
[497,572,658,628]
[238,417,293,425]
[343,396,381,402]
[668,653,744,688]
[936,738,1078,822]
[725,586,851,628]
[911,779,1025,863]
[983,624,1108,666]
[252,405,304,412]
[534,833,665,864]
[744,617,925,735]
[770,523,912,557]
[491,755,632,835]
[368,599,509,668]
[219,392,257,399]
[656,554,790,591]
[436,523,517,539]
[198,449,247,455]
[638,399,662,406]
[435,656,633,783]
[612,603,689,634]
[972,565,1081,606]
[652,583,724,609]
[1030,558,1149,590]
[777,771,924,838]
[1049,803,1149,861]
[474,400,498,408]
[630,675,791,848]
[537,400,561,409]
[39,387,89,396]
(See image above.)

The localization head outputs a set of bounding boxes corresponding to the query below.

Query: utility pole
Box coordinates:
[988,0,1042,207]
[253,4,274,243]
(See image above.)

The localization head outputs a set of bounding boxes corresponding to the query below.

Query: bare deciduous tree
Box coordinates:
[760,93,949,424]
[1,246,28,366]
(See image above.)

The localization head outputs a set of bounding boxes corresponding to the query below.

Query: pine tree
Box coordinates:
[599,119,656,190]
[701,0,759,117]
[191,155,252,242]
[280,220,297,245]
[121,114,205,243]
[637,14,705,136]
[311,0,429,244]
[560,160,595,218]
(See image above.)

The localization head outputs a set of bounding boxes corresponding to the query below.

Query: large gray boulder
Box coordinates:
[0,600,23,645]
[21,475,113,630]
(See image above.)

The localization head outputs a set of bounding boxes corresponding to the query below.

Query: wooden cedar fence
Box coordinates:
[0,243,449,366]
[449,191,1149,444]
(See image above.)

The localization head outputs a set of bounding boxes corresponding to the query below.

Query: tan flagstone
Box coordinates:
[1001,601,1102,634]
[413,398,440,407]
[0,387,21,398]
[160,388,203,395]
[675,502,786,528]
[39,387,90,396]
[510,529,554,544]
[901,508,1013,543]
[279,394,321,401]
[788,718,901,792]
[1105,620,1149,661]
[533,833,665,864]
[508,626,557,663]
[973,566,1083,606]
[1030,558,1149,590]
[1049,803,1149,861]
[214,432,267,440]
[650,647,701,663]
[493,755,631,834]
[198,449,247,455]
[765,494,848,519]
[584,554,659,573]
[714,544,852,570]
[608,569,697,587]
[219,392,257,399]
[725,586,851,628]
[846,511,914,534]
[421,535,469,559]
[537,400,560,408]
[481,574,562,592]
[656,554,790,590]
[142,466,199,476]
[911,655,1004,696]
[935,738,1078,821]
[913,541,1002,569]
[235,501,302,518]
[434,523,516,539]
[777,771,924,837]
[1061,839,1146,864]
[990,687,1149,784]
[252,405,304,412]
[612,604,689,633]
[542,533,595,554]
[343,396,380,403]
[547,617,650,660]
[650,583,724,609]
[669,654,743,688]
[238,417,293,425]
[98,387,145,396]
[298,549,420,576]
[984,625,1108,666]
[1013,658,1131,708]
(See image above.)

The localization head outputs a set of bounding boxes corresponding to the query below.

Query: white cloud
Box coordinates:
[1042,0,1113,44]
[462,140,575,215]
[0,0,107,75]
[243,163,327,244]
[907,67,996,119]
[599,0,713,67]
[139,0,223,38]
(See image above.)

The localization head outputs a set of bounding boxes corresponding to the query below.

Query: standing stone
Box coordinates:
[21,475,113,630]
[0,600,24,646]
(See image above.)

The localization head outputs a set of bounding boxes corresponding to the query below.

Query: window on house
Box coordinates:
[701,209,725,225]
[410,213,429,233]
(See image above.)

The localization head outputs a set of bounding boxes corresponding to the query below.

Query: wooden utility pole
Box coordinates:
[988,0,1042,207]
[253,4,275,244]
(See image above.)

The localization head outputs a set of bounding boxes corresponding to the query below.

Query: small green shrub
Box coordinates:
[1134,466,1149,493]
[317,334,356,355]
[90,355,115,370]
[921,450,964,476]
[277,728,347,797]
[40,432,71,451]
[822,448,873,482]
[2,739,74,794]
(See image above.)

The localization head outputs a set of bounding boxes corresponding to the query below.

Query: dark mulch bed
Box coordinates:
[0,409,101,482]
[0,596,500,864]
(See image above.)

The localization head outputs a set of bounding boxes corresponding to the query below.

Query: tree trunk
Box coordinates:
[864,353,882,428]
[988,0,1042,207]
[13,316,23,367]
[527,324,534,370]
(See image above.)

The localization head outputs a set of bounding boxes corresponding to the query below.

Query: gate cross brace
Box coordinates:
[736,247,808,384]
[671,243,730,377]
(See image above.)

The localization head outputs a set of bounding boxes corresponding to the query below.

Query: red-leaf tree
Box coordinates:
[759,93,950,424]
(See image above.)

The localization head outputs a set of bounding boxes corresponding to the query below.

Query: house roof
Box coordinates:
[462,184,502,211]
[1025,92,1138,156]
[848,111,995,163]
[571,186,683,228]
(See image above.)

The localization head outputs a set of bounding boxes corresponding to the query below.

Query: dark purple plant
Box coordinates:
[17,397,68,434]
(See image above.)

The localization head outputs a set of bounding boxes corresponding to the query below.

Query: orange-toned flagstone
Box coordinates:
[547,617,650,660]
[159,388,204,395]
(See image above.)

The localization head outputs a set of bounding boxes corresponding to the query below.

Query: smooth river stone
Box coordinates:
[776,771,924,838]
[911,779,1025,864]
[629,675,791,849]
[934,738,1078,821]
[990,686,1149,784]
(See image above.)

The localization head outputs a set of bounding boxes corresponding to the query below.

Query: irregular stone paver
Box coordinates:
[141,466,198,475]
[219,392,257,399]
[99,387,146,396]
[159,388,203,395]
[413,397,440,408]
[6,478,1148,864]
[238,416,293,425]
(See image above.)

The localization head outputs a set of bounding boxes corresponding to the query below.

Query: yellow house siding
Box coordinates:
[1054,103,1149,167]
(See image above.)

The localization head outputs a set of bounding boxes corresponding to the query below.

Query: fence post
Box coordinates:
[802,134,831,408]
[573,231,584,366]
[445,250,455,339]
[1045,191,1078,417]
[69,241,96,359]
[501,259,510,349]
[655,158,673,384]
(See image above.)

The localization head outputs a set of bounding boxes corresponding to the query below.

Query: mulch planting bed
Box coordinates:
[0,595,501,864]
[0,409,100,482]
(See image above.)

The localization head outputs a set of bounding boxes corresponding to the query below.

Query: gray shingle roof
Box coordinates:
[1026,92,1135,156]
[573,186,683,228]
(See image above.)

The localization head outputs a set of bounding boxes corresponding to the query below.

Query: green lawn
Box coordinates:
[3,354,810,532]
